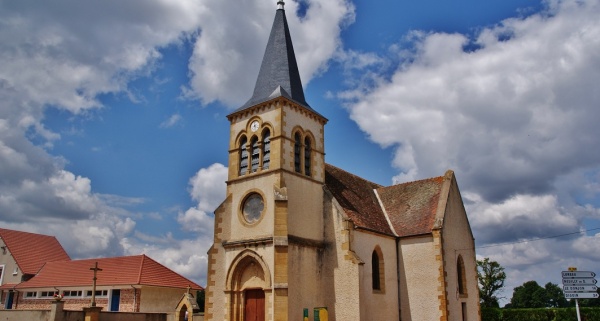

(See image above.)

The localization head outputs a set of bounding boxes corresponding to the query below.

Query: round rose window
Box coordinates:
[242,193,264,224]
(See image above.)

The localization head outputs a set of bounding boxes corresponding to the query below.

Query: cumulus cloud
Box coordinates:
[343,0,600,209]
[340,0,600,303]
[178,163,227,234]
[185,0,355,107]
[0,0,205,282]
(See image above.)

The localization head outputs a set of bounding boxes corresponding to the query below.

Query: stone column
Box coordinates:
[83,306,103,321]
[50,300,64,321]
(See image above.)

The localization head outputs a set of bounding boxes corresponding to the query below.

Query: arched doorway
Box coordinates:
[178,304,188,321]
[226,250,271,321]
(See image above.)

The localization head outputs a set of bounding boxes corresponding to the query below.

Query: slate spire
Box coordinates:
[235,1,314,112]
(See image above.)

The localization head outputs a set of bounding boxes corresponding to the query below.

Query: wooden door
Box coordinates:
[244,289,265,321]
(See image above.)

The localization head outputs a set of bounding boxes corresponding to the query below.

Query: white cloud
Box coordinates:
[159,113,182,128]
[186,0,355,107]
[179,163,227,234]
[340,0,600,305]
[345,0,600,201]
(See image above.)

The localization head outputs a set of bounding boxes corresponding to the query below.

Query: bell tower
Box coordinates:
[205,2,328,321]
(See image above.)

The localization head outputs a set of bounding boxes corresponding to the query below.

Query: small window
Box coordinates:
[371,247,385,292]
[294,133,301,173]
[304,137,311,176]
[86,290,108,297]
[457,255,467,295]
[63,290,83,297]
[239,136,248,175]
[39,291,58,298]
[24,292,36,298]
[372,251,380,290]
[262,129,270,170]
[12,267,18,275]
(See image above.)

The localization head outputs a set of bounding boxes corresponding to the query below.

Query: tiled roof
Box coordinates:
[325,164,449,238]
[325,164,394,235]
[0,228,70,275]
[376,175,445,237]
[15,255,203,290]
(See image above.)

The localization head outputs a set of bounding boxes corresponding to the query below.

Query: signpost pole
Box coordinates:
[575,299,581,321]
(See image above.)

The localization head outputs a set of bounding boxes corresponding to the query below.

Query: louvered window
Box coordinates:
[239,136,248,175]
[262,130,271,170]
[251,137,260,172]
[294,133,301,173]
[304,137,311,176]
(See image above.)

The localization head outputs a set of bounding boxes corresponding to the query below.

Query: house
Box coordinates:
[203,1,481,321]
[0,229,203,313]
[0,228,70,309]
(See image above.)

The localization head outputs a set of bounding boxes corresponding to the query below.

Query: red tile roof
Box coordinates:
[15,255,203,290]
[325,164,449,238]
[325,164,394,235]
[0,228,70,275]
[377,175,445,237]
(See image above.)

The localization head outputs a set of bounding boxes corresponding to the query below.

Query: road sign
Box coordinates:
[562,271,596,278]
[564,285,598,292]
[565,292,600,299]
[563,278,598,285]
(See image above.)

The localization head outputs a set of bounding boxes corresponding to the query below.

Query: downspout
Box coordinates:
[131,285,138,312]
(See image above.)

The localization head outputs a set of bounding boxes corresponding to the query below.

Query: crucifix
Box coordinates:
[90,262,103,307]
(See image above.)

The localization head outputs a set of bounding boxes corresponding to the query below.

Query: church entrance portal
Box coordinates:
[244,289,265,321]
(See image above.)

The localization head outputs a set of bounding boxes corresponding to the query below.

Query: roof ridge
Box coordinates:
[380,173,445,191]
[325,163,383,188]
[137,254,146,285]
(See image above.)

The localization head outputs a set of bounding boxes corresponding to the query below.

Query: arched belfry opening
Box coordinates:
[226,250,272,321]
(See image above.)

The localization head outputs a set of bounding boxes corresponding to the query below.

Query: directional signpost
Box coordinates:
[562,268,598,321]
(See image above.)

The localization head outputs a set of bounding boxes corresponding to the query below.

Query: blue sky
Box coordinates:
[1,0,599,305]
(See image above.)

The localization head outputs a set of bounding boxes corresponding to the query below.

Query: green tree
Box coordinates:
[477,257,506,308]
[545,282,568,307]
[196,289,205,312]
[509,280,569,308]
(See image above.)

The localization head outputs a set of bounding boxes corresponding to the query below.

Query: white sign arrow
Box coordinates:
[563,285,598,292]
[562,278,597,285]
[562,271,596,278]
[565,292,599,299]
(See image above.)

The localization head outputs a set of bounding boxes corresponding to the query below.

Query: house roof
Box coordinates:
[232,3,321,117]
[325,164,394,235]
[325,164,450,238]
[377,175,446,237]
[15,255,203,290]
[0,228,70,275]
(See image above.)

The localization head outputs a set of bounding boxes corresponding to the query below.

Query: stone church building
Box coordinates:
[204,2,480,320]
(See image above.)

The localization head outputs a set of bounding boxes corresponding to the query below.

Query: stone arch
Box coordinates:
[225,250,272,321]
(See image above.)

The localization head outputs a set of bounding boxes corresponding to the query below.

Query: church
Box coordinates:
[204,2,480,320]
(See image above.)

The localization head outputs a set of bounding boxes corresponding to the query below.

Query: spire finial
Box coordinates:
[277,1,285,10]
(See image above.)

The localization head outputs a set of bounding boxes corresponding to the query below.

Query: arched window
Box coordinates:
[294,132,301,173]
[372,247,385,292]
[457,255,467,295]
[372,251,380,290]
[304,137,311,176]
[239,136,248,175]
[251,137,260,172]
[262,129,270,170]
